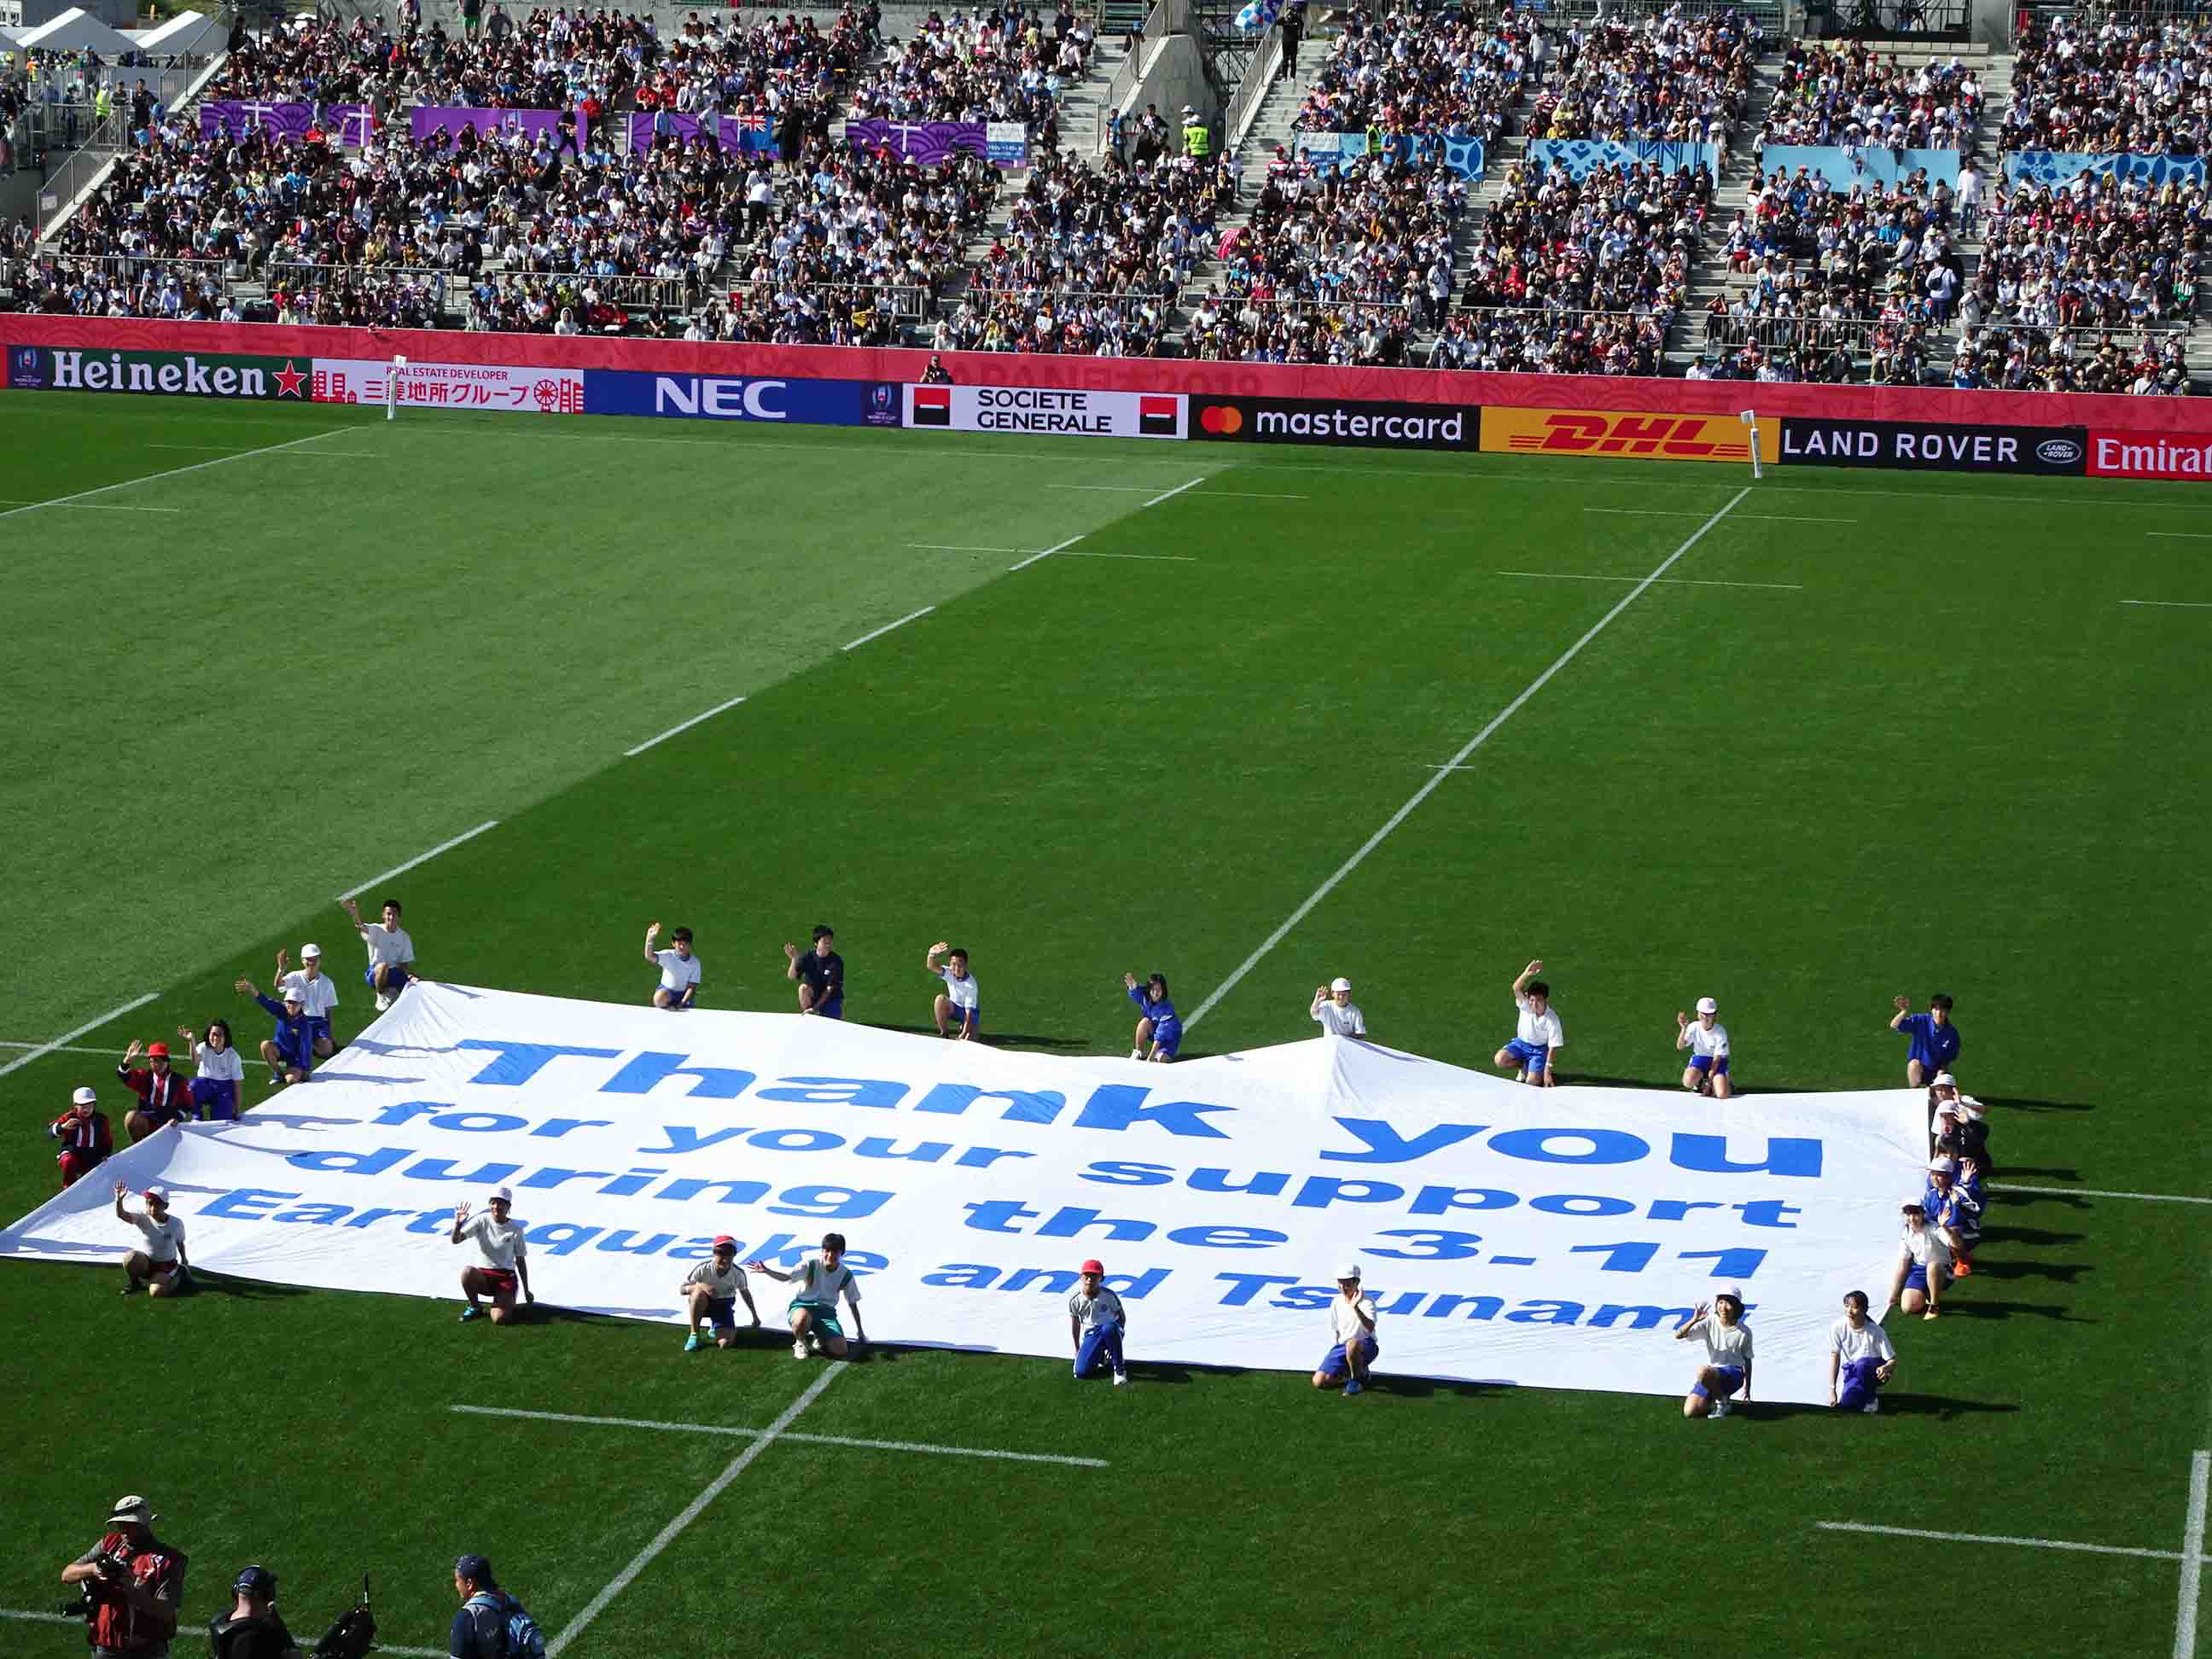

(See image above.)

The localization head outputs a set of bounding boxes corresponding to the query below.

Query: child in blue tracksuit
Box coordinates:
[236,976,314,1086]
[1124,972,1182,1062]
[1068,1259,1129,1384]
[1888,993,1960,1086]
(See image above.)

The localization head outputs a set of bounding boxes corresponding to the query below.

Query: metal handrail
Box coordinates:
[1222,22,1282,155]
[1096,0,1195,152]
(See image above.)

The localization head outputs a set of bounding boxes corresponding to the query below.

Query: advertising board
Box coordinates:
[905,384,1186,439]
[1780,418,2087,474]
[584,371,882,425]
[1190,395,1478,450]
[1479,406,1779,464]
[6,346,307,400]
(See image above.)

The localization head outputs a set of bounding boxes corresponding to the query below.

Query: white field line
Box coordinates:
[451,1403,1109,1467]
[2147,533,2212,540]
[2178,1452,2209,1659]
[1060,550,1198,562]
[1581,507,1854,524]
[543,1363,845,1656]
[0,1040,149,1056]
[906,543,1024,553]
[2123,600,2212,610]
[0,428,353,520]
[1049,483,1155,492]
[0,498,181,512]
[841,606,935,652]
[1817,1520,2197,1563]
[1010,478,1212,573]
[624,695,747,758]
[1496,570,1802,591]
[1997,1183,2212,1205]
[1184,486,1752,1031]
[1010,533,1086,572]
[1143,476,1207,509]
[0,993,160,1080]
[337,820,499,902]
[0,1610,82,1627]
[145,443,259,451]
[1196,489,1309,499]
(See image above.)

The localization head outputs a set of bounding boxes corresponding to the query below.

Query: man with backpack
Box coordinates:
[449,1556,545,1658]
[207,1564,300,1658]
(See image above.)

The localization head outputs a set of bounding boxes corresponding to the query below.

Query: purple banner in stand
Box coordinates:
[625,111,779,155]
[200,102,375,146]
[844,119,992,166]
[411,105,569,144]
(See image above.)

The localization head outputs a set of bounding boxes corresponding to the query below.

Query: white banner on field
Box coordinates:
[0,985,1926,1402]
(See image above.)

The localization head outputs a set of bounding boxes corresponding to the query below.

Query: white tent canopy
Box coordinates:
[12,7,134,53]
[125,9,223,55]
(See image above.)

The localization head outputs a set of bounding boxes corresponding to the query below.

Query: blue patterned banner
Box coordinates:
[2002,150,2206,189]
[1761,145,1960,191]
[1527,139,1718,180]
[1291,130,1486,178]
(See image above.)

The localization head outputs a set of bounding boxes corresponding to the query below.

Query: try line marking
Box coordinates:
[625,695,746,757]
[543,1363,846,1656]
[338,820,499,902]
[0,427,356,521]
[842,606,935,652]
[1183,486,1752,1031]
[1497,570,1802,591]
[0,993,159,1080]
[451,1403,1109,1468]
[2181,1451,2209,1659]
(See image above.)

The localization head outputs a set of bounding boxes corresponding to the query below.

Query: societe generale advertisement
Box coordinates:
[2087,430,2212,480]
[1190,395,1477,450]
[1479,406,1780,465]
[311,358,585,413]
[905,383,1185,439]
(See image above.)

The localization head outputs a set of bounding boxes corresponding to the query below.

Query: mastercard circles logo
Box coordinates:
[1198,405,1243,434]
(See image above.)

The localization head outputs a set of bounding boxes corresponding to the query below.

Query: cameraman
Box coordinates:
[60,1494,186,1658]
[208,1564,302,1659]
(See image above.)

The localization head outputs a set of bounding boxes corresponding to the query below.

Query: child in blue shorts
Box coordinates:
[1124,972,1181,1062]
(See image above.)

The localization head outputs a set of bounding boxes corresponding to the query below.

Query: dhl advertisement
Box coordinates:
[1479,406,1781,465]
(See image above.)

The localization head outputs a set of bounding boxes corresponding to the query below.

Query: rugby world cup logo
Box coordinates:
[9,346,45,389]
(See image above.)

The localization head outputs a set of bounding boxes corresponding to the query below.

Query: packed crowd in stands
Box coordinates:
[848,3,1091,146]
[1969,172,2202,331]
[1531,8,1758,147]
[2000,15,2212,157]
[1290,4,1543,150]
[1758,39,1982,153]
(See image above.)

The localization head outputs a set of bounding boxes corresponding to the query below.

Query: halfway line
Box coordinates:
[0,427,354,519]
[1817,1521,2192,1563]
[2179,1451,2209,1659]
[338,820,499,902]
[1998,1182,2212,1206]
[1497,570,1802,591]
[1185,487,1751,1031]
[0,993,160,1080]
[625,695,747,757]
[450,1404,1108,1467]
[543,1363,844,1656]
[842,606,934,652]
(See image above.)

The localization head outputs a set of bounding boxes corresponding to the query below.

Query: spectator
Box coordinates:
[451,1187,533,1324]
[450,1556,544,1659]
[748,1230,865,1359]
[114,1183,190,1298]
[1123,971,1182,1062]
[60,1494,185,1658]
[1278,1,1304,81]
[274,943,339,1059]
[926,941,980,1040]
[207,1564,299,1659]
[2000,16,2212,157]
[1883,1202,1950,1322]
[784,924,845,1018]
[1068,1257,1130,1384]
[115,1039,194,1142]
[1827,1290,1896,1414]
[1310,976,1367,1039]
[1311,1263,1377,1395]
[1759,41,1981,153]
[1889,992,1959,1087]
[643,921,701,1010]
[1674,1292,1753,1419]
[175,1022,244,1122]
[341,895,417,1012]
[235,977,313,1087]
[49,1086,114,1190]
[1675,997,1732,1098]
[681,1236,760,1352]
[1495,960,1563,1087]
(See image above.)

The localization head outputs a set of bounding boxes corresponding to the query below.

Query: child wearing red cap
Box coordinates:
[679,1237,760,1351]
[1068,1260,1129,1385]
[115,1039,195,1142]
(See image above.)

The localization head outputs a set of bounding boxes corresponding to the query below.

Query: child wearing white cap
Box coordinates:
[1309,978,1367,1038]
[1312,1264,1378,1396]
[113,1181,189,1297]
[1674,998,1732,1098]
[274,943,341,1058]
[451,1188,533,1324]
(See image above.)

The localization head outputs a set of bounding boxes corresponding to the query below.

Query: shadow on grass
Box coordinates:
[1996,1167,2082,1181]
[1937,1300,2092,1323]
[1726,1395,2018,1421]
[1977,1225,2084,1247]
[870,1022,1088,1051]
[1979,1093,2097,1115]
[1961,1259,2091,1284]
[187,1272,311,1301]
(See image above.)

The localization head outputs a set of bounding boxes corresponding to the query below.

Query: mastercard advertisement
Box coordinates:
[1480,406,1781,464]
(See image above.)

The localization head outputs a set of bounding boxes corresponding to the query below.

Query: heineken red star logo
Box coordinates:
[274,360,306,398]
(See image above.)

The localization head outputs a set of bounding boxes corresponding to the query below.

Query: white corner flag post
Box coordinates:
[387,355,407,422]
[1739,408,1763,480]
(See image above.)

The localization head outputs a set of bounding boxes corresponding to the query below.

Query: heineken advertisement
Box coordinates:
[5,346,310,399]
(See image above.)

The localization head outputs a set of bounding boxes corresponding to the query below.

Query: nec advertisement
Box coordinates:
[582,371,895,426]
